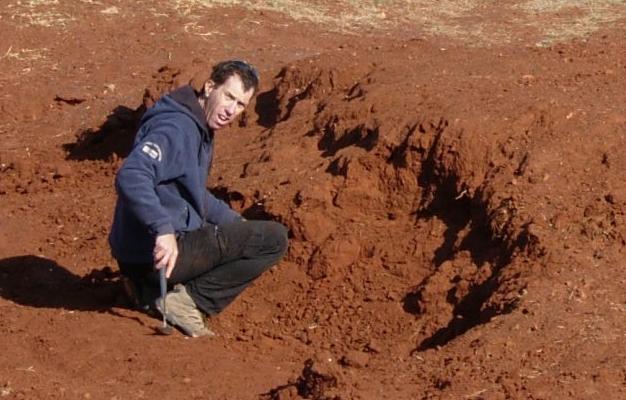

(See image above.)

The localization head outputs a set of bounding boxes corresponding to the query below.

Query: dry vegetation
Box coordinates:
[6,0,75,28]
[172,0,626,45]
[4,0,626,45]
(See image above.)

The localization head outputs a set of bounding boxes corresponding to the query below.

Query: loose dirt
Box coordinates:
[1,1,625,399]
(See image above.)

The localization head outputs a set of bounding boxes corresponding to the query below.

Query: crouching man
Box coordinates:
[109,60,288,337]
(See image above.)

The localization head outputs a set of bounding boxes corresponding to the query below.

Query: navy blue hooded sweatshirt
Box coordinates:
[109,85,241,263]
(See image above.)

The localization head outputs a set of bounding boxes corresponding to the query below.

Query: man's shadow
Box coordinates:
[0,255,142,323]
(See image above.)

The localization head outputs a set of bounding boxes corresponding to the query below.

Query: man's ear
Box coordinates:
[203,80,215,97]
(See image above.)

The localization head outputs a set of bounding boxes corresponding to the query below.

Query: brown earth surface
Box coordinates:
[1,1,625,399]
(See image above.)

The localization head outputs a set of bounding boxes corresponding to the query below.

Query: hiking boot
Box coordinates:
[155,284,215,338]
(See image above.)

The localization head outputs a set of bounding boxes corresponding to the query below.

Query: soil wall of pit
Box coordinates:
[244,41,625,398]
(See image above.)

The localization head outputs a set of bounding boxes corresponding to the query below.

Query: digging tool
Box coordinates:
[155,267,174,336]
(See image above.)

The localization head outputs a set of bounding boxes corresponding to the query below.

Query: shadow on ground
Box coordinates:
[63,105,145,161]
[0,255,125,311]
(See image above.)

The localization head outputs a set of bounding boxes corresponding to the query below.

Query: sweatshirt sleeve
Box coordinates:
[115,121,185,236]
[203,190,243,225]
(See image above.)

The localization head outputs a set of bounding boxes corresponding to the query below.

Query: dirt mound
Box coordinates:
[207,40,625,396]
[218,54,535,352]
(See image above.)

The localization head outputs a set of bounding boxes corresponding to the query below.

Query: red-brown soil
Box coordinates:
[1,1,625,399]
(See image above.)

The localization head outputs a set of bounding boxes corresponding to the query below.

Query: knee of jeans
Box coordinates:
[266,221,289,255]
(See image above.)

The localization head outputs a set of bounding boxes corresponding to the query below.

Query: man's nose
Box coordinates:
[225,101,237,115]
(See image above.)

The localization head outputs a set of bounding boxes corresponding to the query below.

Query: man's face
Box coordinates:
[203,74,254,131]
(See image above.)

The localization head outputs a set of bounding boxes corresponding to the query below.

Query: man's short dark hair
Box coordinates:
[211,60,259,93]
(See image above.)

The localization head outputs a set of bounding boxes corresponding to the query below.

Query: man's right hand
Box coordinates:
[153,233,178,279]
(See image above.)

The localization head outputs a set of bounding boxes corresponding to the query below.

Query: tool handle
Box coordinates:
[159,267,167,297]
[159,267,168,317]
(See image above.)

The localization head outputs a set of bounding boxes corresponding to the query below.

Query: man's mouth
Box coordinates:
[218,114,229,124]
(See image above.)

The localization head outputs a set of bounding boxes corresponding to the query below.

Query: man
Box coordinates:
[109,60,288,337]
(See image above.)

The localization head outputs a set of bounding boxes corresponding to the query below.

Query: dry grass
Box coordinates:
[183,20,224,37]
[5,0,626,44]
[170,0,626,45]
[1,47,49,62]
[515,0,626,46]
[0,46,52,77]
[7,0,75,28]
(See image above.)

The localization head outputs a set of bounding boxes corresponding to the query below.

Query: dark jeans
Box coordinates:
[118,220,288,315]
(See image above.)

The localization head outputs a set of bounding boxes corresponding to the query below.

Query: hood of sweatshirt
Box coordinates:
[140,85,213,142]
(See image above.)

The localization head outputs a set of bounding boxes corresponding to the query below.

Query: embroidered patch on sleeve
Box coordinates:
[141,142,162,161]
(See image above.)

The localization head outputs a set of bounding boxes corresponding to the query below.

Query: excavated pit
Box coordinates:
[68,58,540,357]
[56,45,626,398]
[241,60,537,353]
[239,50,612,397]
[231,57,552,398]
